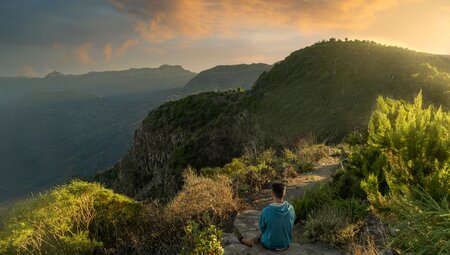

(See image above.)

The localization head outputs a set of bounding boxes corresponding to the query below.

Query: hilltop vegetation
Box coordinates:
[246,39,450,143]
[98,40,450,202]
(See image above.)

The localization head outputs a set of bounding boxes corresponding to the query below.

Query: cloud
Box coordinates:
[20,65,37,77]
[103,43,113,61]
[116,38,139,56]
[74,42,94,65]
[102,39,139,60]
[110,0,407,43]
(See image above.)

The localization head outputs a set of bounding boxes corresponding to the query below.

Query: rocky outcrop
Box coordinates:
[95,91,255,201]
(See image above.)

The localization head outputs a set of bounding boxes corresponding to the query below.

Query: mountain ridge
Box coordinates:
[182,63,272,92]
[96,40,450,202]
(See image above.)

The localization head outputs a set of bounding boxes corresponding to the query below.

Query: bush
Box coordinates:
[180,221,224,255]
[290,184,333,221]
[367,92,449,201]
[304,203,363,247]
[342,92,450,203]
[167,169,237,224]
[344,131,367,146]
[329,197,369,220]
[388,189,450,254]
[0,180,141,255]
[134,170,237,254]
[298,144,334,163]
[331,166,367,200]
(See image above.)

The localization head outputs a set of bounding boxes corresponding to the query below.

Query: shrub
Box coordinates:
[329,197,369,220]
[332,167,367,200]
[366,92,450,201]
[298,144,334,163]
[304,203,363,247]
[290,184,333,221]
[342,92,450,203]
[388,189,450,254]
[128,170,237,254]
[180,221,224,255]
[345,131,367,146]
[167,169,237,224]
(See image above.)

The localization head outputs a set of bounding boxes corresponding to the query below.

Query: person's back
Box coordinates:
[235,182,296,250]
[259,200,295,250]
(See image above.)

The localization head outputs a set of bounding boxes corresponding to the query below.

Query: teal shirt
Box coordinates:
[259,201,296,250]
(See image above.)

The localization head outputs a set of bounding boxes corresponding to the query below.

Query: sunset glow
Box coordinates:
[1,0,449,76]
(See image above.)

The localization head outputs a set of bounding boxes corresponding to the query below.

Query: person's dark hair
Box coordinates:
[272,182,286,199]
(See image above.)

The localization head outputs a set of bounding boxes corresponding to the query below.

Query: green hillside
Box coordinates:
[246,40,450,143]
[97,40,450,201]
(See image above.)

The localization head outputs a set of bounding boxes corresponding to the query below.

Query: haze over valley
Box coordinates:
[0,63,270,202]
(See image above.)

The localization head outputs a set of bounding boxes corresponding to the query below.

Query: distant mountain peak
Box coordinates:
[182,63,272,92]
[159,64,184,70]
[45,71,64,78]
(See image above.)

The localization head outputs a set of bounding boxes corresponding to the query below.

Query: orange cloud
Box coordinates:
[111,0,407,43]
[74,43,94,65]
[116,39,139,56]
[103,43,113,61]
[102,39,139,60]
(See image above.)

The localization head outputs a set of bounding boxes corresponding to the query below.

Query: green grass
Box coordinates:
[389,189,450,255]
[0,180,141,254]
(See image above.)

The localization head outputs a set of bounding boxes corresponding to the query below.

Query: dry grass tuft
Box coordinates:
[167,168,237,222]
[349,234,379,255]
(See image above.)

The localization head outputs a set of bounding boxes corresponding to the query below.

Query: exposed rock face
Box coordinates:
[95,91,254,200]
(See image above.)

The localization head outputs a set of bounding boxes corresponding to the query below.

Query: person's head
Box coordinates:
[271,182,286,201]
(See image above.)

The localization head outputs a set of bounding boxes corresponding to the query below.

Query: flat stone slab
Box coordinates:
[224,244,250,255]
[225,242,345,255]
[302,243,345,255]
[233,210,261,238]
[248,243,305,255]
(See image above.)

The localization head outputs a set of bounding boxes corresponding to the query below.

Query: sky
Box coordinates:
[0,0,449,77]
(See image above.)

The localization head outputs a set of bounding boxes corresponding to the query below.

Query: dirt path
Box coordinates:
[223,157,345,255]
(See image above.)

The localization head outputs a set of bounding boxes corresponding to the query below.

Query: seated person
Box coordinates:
[234,182,296,251]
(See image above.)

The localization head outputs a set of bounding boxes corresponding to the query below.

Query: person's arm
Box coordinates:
[289,205,296,225]
[259,210,267,234]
